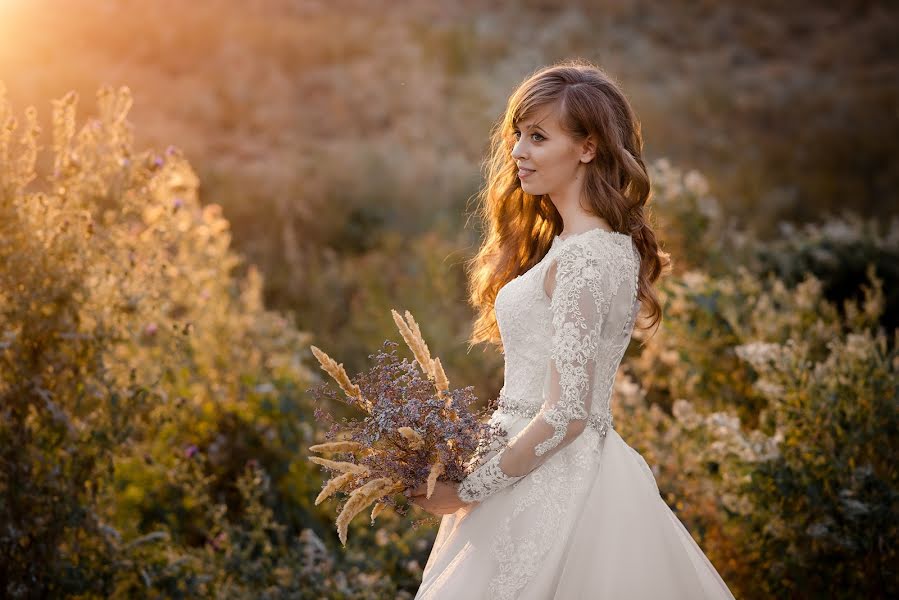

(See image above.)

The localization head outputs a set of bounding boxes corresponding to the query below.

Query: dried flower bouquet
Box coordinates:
[307,309,504,546]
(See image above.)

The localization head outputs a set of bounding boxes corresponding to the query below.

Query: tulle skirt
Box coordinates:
[414,411,736,600]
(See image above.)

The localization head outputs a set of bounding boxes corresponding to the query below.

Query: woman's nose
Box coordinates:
[511,140,526,160]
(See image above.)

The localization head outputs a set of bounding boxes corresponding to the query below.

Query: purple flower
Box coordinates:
[211,531,227,550]
[185,444,198,458]
[307,337,501,521]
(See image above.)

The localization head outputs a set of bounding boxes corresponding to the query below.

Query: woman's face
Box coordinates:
[510,103,592,199]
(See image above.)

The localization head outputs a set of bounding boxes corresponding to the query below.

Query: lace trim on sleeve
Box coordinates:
[456,238,627,503]
[457,451,524,503]
[533,243,608,456]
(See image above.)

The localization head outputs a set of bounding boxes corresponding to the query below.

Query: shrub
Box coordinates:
[619,164,897,596]
[0,83,401,598]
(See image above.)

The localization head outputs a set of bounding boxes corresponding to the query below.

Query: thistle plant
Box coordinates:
[307,309,505,546]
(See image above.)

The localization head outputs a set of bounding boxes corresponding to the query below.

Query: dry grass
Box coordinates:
[305,307,496,545]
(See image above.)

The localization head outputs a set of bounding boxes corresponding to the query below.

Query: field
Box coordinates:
[0,1,896,597]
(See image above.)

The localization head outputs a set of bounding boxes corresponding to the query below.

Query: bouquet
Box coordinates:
[306,309,506,546]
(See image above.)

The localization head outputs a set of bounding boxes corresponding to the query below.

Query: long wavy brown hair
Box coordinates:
[465,59,671,350]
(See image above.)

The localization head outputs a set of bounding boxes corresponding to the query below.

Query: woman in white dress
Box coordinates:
[405,59,737,599]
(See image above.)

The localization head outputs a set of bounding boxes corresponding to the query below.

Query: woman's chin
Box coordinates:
[521,183,546,195]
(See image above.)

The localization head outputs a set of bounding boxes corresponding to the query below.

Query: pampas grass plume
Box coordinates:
[309,441,364,453]
[336,477,404,546]
[309,344,371,412]
[315,471,356,506]
[370,501,387,523]
[397,426,424,450]
[431,356,449,393]
[426,460,444,499]
[391,309,437,381]
[307,456,369,475]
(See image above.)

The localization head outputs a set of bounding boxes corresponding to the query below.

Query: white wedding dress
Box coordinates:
[414,228,736,599]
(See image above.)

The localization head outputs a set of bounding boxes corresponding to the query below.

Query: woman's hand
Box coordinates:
[404,481,477,516]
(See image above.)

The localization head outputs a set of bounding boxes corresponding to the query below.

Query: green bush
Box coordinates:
[619,162,897,597]
[0,84,414,598]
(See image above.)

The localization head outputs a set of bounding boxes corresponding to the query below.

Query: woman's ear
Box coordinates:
[580,134,597,163]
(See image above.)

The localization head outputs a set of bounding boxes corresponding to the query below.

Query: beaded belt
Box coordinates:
[496,389,614,438]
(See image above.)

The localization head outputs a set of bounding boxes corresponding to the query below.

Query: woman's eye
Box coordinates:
[512,131,544,142]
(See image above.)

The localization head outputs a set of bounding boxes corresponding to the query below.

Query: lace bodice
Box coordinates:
[458,227,641,503]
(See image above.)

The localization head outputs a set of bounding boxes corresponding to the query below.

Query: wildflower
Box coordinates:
[706,412,742,437]
[254,382,276,394]
[753,379,785,398]
[406,559,422,574]
[820,219,860,244]
[209,531,227,550]
[684,169,709,196]
[734,341,782,369]
[672,399,702,430]
[374,528,390,546]
[681,270,708,290]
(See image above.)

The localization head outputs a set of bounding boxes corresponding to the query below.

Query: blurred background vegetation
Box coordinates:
[0,0,896,598]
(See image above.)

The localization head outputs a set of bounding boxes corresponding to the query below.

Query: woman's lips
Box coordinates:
[518,168,535,179]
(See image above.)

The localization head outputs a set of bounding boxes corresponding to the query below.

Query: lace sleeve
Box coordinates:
[458,241,627,504]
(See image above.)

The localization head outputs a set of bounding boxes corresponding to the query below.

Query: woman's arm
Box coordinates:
[457,241,631,503]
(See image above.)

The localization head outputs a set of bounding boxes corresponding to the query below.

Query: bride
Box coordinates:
[405,59,736,599]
